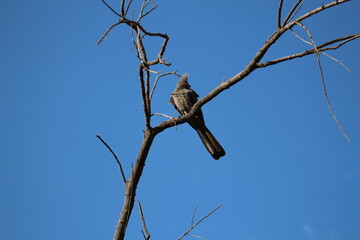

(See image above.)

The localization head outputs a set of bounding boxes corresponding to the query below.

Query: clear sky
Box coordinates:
[1,0,360,240]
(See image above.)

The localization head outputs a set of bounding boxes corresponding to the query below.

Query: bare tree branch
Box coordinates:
[137,200,150,240]
[151,113,173,119]
[96,135,127,184]
[296,22,351,142]
[282,0,304,26]
[113,131,155,240]
[290,0,350,26]
[277,0,284,28]
[191,206,199,227]
[101,0,121,17]
[187,233,207,240]
[290,28,352,72]
[124,0,133,18]
[97,20,122,45]
[120,0,125,16]
[137,0,157,22]
[149,71,178,100]
[321,52,351,72]
[177,205,223,240]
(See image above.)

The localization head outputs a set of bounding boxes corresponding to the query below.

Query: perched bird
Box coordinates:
[169,74,225,160]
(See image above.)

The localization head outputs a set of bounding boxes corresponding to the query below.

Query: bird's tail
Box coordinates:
[196,126,225,160]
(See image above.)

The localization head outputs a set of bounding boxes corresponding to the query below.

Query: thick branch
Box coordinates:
[113,130,156,240]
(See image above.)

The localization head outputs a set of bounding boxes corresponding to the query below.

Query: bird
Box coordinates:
[169,74,225,160]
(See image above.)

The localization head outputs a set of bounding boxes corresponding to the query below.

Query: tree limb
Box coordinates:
[113,130,155,240]
[96,135,127,184]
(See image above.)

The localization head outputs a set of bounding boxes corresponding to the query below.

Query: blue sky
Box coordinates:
[1,0,360,240]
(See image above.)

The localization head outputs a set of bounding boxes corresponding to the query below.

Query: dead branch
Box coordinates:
[149,71,178,100]
[101,0,121,17]
[96,135,127,184]
[137,200,150,240]
[277,0,284,28]
[290,27,352,72]
[282,0,304,26]
[296,22,351,142]
[151,113,173,119]
[97,20,122,45]
[177,205,223,240]
[137,0,157,22]
[191,206,199,227]
[321,52,351,72]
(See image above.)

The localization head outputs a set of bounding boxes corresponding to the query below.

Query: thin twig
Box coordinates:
[101,0,121,17]
[291,29,351,71]
[96,135,127,183]
[277,0,284,28]
[137,0,157,22]
[296,22,350,142]
[287,0,305,23]
[151,113,173,119]
[137,200,150,240]
[191,206,199,227]
[97,20,122,45]
[144,67,160,74]
[124,0,134,18]
[138,5,158,22]
[321,52,351,72]
[257,34,360,68]
[283,0,304,26]
[149,71,178,100]
[290,28,312,45]
[120,0,125,16]
[187,233,207,240]
[177,205,223,240]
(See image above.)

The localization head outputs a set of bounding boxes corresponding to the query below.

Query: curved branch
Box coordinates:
[101,0,121,17]
[96,135,127,184]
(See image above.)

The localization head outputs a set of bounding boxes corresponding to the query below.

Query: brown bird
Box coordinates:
[169,74,225,160]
